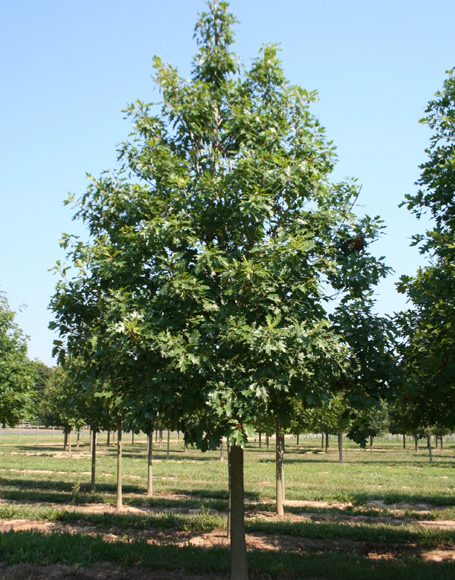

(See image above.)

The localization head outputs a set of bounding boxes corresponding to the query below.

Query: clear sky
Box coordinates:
[0,0,453,366]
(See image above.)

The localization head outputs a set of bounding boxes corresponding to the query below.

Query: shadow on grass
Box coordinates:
[0,530,453,579]
[49,507,455,547]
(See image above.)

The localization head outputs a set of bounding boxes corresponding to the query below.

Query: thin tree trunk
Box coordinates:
[427,435,433,464]
[402,434,406,449]
[338,432,343,464]
[324,432,329,453]
[63,429,68,451]
[229,444,248,580]
[265,433,269,449]
[227,441,231,539]
[155,430,158,443]
[132,431,135,446]
[147,431,153,497]
[258,432,262,448]
[275,418,285,517]
[369,435,374,450]
[159,429,163,447]
[116,425,123,510]
[107,431,111,446]
[90,428,97,493]
[321,433,324,449]
[166,430,170,459]
[296,433,300,446]
[76,430,80,449]
[414,434,418,452]
[220,438,225,461]
[440,436,443,450]
[68,430,72,457]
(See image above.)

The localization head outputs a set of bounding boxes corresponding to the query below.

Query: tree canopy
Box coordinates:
[0,292,35,427]
[398,68,455,429]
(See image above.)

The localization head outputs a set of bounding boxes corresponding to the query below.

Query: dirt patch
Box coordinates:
[284,499,353,510]
[366,500,434,513]
[418,520,455,531]
[422,549,455,562]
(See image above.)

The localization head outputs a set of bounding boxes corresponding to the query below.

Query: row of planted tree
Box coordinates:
[1,2,453,579]
[24,363,454,520]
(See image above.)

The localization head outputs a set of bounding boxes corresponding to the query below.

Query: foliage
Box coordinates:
[50,1,388,449]
[398,68,455,429]
[348,399,390,447]
[0,292,35,427]
[38,366,85,432]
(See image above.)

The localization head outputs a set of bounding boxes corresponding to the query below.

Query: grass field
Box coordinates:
[0,431,454,578]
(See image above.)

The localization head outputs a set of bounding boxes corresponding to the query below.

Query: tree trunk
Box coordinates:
[321,433,324,449]
[147,431,153,497]
[220,438,225,461]
[166,430,170,459]
[296,433,300,446]
[265,433,269,449]
[427,435,433,464]
[402,434,406,449]
[132,431,135,446]
[275,418,285,517]
[324,431,329,453]
[116,425,123,510]
[229,444,249,580]
[107,431,111,446]
[68,430,72,457]
[76,430,80,449]
[90,428,97,493]
[227,441,231,539]
[159,429,163,447]
[414,434,418,452]
[369,435,374,450]
[338,432,343,464]
[258,432,262,448]
[440,436,443,450]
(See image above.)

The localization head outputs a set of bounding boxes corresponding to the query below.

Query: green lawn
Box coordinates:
[0,431,454,578]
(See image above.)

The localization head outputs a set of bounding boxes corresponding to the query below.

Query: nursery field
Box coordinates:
[0,432,454,579]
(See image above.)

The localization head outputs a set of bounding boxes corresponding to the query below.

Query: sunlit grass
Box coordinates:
[0,431,454,578]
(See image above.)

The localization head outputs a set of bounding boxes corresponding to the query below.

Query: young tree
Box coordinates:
[39,366,85,453]
[51,3,388,577]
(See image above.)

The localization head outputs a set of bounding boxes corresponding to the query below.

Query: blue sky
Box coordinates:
[0,0,453,365]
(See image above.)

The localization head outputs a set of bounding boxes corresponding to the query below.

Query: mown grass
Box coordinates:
[0,432,454,578]
[0,530,454,579]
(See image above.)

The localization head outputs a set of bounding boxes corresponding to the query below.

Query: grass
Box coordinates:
[0,431,454,578]
[0,530,454,579]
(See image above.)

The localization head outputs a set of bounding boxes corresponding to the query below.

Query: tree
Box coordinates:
[398,69,455,431]
[51,3,388,577]
[348,399,390,449]
[39,366,85,452]
[0,292,34,428]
